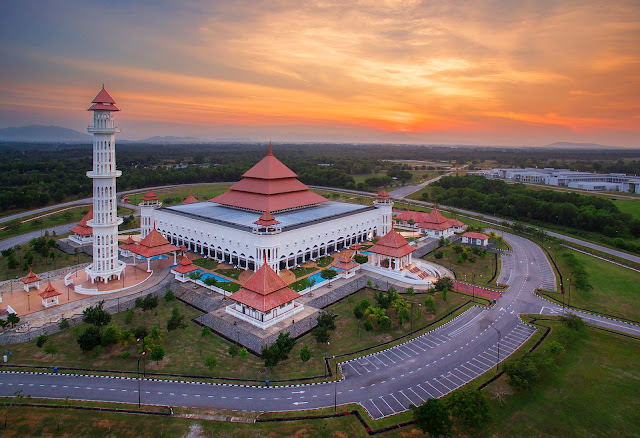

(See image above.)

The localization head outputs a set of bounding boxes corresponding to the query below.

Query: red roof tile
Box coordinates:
[129,228,178,258]
[209,144,327,213]
[88,87,119,111]
[333,253,358,270]
[377,188,391,199]
[141,190,159,201]
[39,280,61,299]
[21,266,42,284]
[70,206,93,236]
[254,210,280,226]
[181,190,199,204]
[369,229,415,258]
[172,257,200,274]
[462,232,489,240]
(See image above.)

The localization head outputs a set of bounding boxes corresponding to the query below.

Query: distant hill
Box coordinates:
[134,135,202,144]
[541,141,617,149]
[0,125,91,142]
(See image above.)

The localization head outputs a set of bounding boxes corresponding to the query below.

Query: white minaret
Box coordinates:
[139,190,162,239]
[374,188,394,235]
[85,86,126,284]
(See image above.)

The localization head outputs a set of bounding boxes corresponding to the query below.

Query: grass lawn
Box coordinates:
[191,258,218,270]
[215,267,243,280]
[317,255,335,267]
[478,321,640,438]
[0,242,92,280]
[0,205,134,242]
[4,288,469,383]
[290,266,317,278]
[424,246,498,285]
[613,198,640,219]
[126,184,229,206]
[218,281,240,293]
[544,247,640,321]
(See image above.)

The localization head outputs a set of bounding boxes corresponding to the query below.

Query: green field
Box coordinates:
[1,242,93,280]
[545,248,640,321]
[126,184,229,206]
[424,246,499,287]
[613,198,640,219]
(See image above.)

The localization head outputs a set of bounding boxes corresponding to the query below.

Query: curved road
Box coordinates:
[1,232,638,417]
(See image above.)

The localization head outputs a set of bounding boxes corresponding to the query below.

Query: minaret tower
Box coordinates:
[374,188,394,236]
[85,86,126,284]
[139,190,162,239]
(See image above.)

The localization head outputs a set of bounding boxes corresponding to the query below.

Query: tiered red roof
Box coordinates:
[369,229,415,258]
[229,262,301,313]
[172,257,200,274]
[119,236,137,251]
[70,206,93,236]
[333,252,359,271]
[141,190,159,202]
[351,243,362,250]
[181,190,199,204]
[209,143,327,213]
[253,209,280,227]
[462,232,489,240]
[39,280,61,299]
[396,205,463,231]
[88,86,120,111]
[21,266,43,285]
[377,188,392,199]
[128,227,179,258]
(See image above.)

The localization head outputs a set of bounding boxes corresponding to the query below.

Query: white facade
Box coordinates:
[68,233,92,245]
[154,204,384,273]
[226,300,304,330]
[140,199,162,239]
[85,108,126,283]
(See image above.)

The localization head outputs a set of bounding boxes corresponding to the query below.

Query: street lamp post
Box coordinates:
[568,277,572,311]
[334,357,338,412]
[137,351,145,408]
[490,326,501,372]
[471,273,475,304]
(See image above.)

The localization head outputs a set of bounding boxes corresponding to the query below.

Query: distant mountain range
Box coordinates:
[0,125,626,149]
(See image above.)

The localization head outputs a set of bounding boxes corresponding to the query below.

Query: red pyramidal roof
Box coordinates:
[210,143,327,213]
[462,232,489,240]
[39,280,61,299]
[229,261,301,313]
[172,257,200,274]
[253,210,280,227]
[141,190,159,201]
[181,191,199,204]
[88,86,120,111]
[377,188,391,199]
[129,227,178,258]
[334,252,358,271]
[369,229,415,258]
[21,266,43,284]
[70,205,93,236]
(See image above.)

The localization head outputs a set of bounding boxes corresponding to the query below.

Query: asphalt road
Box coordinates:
[1,231,637,417]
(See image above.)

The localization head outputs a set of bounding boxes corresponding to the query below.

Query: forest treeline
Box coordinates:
[427,175,640,252]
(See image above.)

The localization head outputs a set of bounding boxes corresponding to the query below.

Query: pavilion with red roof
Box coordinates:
[181,190,199,205]
[226,255,303,329]
[20,266,43,292]
[396,204,465,238]
[69,206,93,245]
[368,227,416,271]
[333,251,360,278]
[210,142,327,213]
[39,280,62,308]
[461,232,490,247]
[128,227,179,272]
[171,257,201,281]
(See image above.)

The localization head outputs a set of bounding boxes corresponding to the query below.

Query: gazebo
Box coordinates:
[68,206,93,245]
[171,257,201,281]
[118,236,137,257]
[368,226,415,271]
[20,266,43,292]
[350,243,362,253]
[226,255,303,329]
[333,252,360,278]
[128,227,179,272]
[39,280,62,308]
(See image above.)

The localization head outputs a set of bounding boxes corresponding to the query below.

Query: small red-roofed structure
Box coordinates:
[69,206,93,244]
[210,143,327,213]
[118,235,137,256]
[252,209,282,235]
[39,280,62,308]
[368,228,415,271]
[141,190,159,202]
[226,253,303,329]
[88,86,119,111]
[181,190,199,204]
[128,227,179,272]
[377,188,392,200]
[461,232,490,247]
[171,257,201,281]
[21,266,43,292]
[333,252,360,278]
[350,243,362,252]
[396,204,465,238]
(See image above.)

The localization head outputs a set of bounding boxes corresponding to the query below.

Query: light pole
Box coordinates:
[137,351,146,408]
[334,356,338,411]
[490,326,501,372]
[471,273,475,304]
[568,277,572,311]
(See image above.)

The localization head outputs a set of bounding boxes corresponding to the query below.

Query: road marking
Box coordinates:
[369,399,384,417]
[379,396,396,413]
[408,387,425,403]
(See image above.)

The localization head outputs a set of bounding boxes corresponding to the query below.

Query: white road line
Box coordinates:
[379,396,396,413]
[369,399,384,417]
[408,387,425,403]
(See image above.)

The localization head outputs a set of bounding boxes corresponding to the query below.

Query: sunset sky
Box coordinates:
[1,1,639,146]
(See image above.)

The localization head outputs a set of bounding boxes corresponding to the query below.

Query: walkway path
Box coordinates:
[387,172,451,199]
[1,232,637,418]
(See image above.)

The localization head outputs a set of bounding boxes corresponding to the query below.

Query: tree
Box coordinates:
[150,345,165,361]
[167,306,186,331]
[300,344,312,362]
[101,325,119,347]
[312,325,331,343]
[363,320,373,331]
[164,290,175,301]
[35,334,48,348]
[137,294,158,311]
[424,296,436,314]
[413,398,453,438]
[203,276,218,287]
[261,332,295,368]
[77,325,102,352]
[82,301,111,327]
[316,311,336,331]
[320,269,338,280]
[434,276,454,293]
[228,344,240,357]
[239,347,248,358]
[204,355,217,371]
[448,389,491,428]
[7,313,20,327]
[201,326,212,337]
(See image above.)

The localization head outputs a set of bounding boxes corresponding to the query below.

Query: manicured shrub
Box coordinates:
[35,334,48,348]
